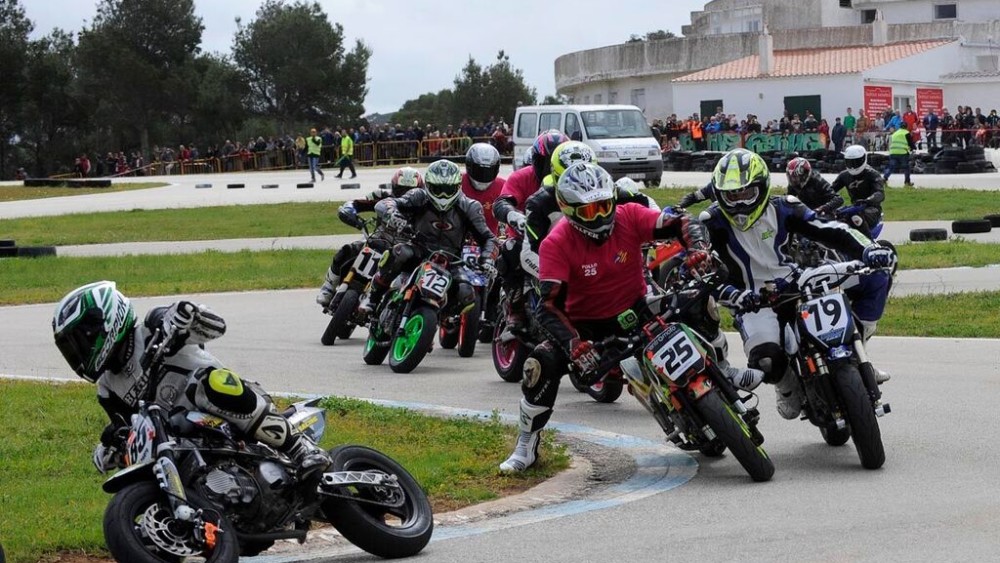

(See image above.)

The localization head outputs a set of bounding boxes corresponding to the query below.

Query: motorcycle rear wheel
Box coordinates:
[322,445,433,558]
[389,307,437,373]
[695,388,775,482]
[491,314,529,383]
[363,333,390,366]
[586,378,624,404]
[833,364,886,469]
[820,424,852,447]
[322,289,360,346]
[104,482,239,563]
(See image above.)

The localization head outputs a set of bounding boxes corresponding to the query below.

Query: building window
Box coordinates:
[594,94,602,104]
[747,20,760,33]
[934,4,957,20]
[893,95,913,113]
[630,88,646,110]
[839,0,852,7]
[609,91,618,104]
[976,55,999,72]
[583,95,590,104]
[861,9,877,24]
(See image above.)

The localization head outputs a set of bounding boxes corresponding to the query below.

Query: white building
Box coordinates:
[554,0,1000,121]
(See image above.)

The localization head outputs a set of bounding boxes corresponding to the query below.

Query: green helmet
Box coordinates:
[423,159,463,211]
[52,281,136,382]
[711,148,771,231]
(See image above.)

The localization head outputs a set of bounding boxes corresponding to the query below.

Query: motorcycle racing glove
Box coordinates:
[718,285,761,312]
[570,338,601,379]
[862,243,897,270]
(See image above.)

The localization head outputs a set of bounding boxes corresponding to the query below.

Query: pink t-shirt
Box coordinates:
[498,165,540,212]
[539,203,661,321]
[462,173,506,235]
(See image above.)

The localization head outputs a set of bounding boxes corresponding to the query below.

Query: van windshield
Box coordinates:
[581,109,650,139]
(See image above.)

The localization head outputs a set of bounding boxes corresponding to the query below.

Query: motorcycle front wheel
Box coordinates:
[389,306,438,373]
[457,295,482,358]
[833,363,885,469]
[322,289,360,346]
[695,388,775,482]
[104,482,239,563]
[322,445,433,559]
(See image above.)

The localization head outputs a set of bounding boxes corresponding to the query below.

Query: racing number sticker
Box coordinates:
[353,248,382,278]
[419,270,449,298]
[648,330,700,381]
[802,293,850,340]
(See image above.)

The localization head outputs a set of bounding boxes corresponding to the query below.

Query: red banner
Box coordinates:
[864,85,893,117]
[916,88,944,116]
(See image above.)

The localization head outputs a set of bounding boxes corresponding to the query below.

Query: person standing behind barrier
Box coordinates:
[306,128,325,182]
[832,117,847,153]
[843,107,856,143]
[884,122,915,187]
[337,128,357,179]
[923,109,939,151]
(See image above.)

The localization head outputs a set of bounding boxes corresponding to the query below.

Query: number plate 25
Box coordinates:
[644,324,704,382]
[799,293,852,345]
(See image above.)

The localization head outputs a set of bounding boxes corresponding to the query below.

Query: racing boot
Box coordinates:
[499,399,552,473]
[774,367,804,420]
[316,268,340,307]
[711,331,764,391]
[358,275,389,316]
[859,320,891,384]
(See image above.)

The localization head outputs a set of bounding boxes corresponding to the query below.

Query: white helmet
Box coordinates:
[844,145,868,176]
[465,143,501,191]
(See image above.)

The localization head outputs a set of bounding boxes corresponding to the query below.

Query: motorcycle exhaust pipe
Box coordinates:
[237,529,308,543]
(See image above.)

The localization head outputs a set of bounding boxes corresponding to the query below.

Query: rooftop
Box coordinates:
[673,39,955,83]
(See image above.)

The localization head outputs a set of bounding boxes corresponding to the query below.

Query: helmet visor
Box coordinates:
[426,182,459,200]
[468,162,499,186]
[719,184,759,208]
[846,156,866,171]
[569,199,614,222]
[54,313,103,382]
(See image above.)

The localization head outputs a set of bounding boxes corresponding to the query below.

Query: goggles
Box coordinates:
[568,199,614,222]
[720,185,758,207]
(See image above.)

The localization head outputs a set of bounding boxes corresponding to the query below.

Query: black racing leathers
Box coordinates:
[374,189,497,258]
[789,171,843,214]
[524,185,656,253]
[830,165,886,234]
[535,213,709,356]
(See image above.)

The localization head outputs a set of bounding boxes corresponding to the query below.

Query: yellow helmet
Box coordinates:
[711,149,771,231]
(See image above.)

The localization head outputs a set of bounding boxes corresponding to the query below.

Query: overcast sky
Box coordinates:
[23,0,706,114]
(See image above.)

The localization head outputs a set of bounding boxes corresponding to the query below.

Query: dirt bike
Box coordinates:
[438,240,493,358]
[321,218,386,346]
[102,327,433,561]
[364,245,490,373]
[758,260,892,469]
[587,277,775,482]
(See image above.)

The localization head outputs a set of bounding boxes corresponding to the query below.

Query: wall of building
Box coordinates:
[561,75,684,121]
[856,0,1000,25]
[671,74,860,124]
[944,81,1000,111]
[864,41,961,83]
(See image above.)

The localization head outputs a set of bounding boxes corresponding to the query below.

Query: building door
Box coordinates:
[701,100,723,118]
[784,95,822,121]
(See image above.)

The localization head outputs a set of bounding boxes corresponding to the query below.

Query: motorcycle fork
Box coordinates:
[394,293,416,337]
[852,337,882,402]
[148,409,197,521]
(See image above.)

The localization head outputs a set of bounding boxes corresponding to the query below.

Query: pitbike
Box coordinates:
[363,246,490,373]
[321,218,387,346]
[756,260,893,469]
[101,327,433,562]
[583,275,775,482]
[437,239,495,358]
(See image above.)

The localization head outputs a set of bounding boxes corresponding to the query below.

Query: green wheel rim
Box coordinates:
[392,314,425,362]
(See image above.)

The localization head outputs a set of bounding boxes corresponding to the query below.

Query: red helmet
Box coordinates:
[389,167,424,197]
[785,157,811,188]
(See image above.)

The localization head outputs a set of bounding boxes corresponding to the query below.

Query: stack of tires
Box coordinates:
[909,215,998,241]
[0,240,57,258]
[689,151,724,172]
[663,150,692,171]
[932,146,997,174]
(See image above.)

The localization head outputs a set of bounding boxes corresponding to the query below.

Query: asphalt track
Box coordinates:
[3,171,1000,561]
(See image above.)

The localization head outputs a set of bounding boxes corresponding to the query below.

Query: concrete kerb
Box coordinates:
[251,396,697,563]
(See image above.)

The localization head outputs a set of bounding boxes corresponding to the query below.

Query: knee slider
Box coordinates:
[747,343,788,384]
[197,367,258,414]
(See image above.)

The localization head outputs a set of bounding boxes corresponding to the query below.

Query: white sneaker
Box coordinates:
[720,363,764,391]
[499,430,540,473]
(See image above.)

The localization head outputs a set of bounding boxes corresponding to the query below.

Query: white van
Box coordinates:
[512,104,663,186]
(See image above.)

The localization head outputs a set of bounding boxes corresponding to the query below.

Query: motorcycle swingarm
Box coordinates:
[318,471,405,508]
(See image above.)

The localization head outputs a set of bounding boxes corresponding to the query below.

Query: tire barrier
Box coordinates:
[0,239,14,247]
[296,183,314,189]
[23,178,112,188]
[341,183,361,190]
[195,183,212,189]
[0,246,17,258]
[951,219,993,234]
[909,228,948,242]
[262,184,279,189]
[18,246,57,258]
[984,214,1000,228]
[227,183,245,189]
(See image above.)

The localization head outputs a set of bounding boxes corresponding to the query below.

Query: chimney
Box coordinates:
[872,9,888,46]
[758,26,775,75]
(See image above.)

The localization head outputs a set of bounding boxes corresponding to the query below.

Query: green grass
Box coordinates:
[897,240,1000,269]
[0,182,167,203]
[0,250,331,306]
[0,381,568,563]
[2,186,996,247]
[0,202,355,246]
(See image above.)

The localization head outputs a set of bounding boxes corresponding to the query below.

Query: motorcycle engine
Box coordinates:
[202,463,259,505]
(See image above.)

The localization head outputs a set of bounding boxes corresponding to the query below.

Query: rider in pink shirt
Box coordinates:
[461,143,506,236]
[499,163,711,473]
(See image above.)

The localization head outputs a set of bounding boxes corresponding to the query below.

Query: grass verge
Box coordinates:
[2,186,996,246]
[896,240,1000,270]
[0,182,167,203]
[0,381,568,563]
